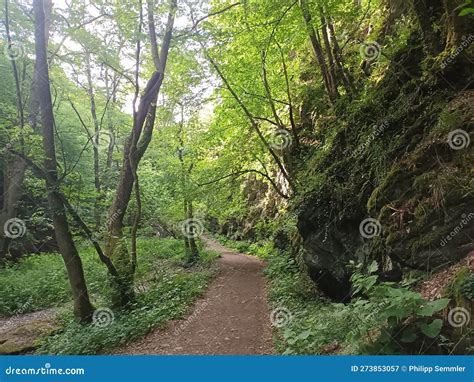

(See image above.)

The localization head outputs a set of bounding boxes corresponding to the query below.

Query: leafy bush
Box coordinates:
[349,261,450,353]
[264,249,453,355]
[264,250,363,355]
[214,234,251,253]
[27,237,219,354]
[459,276,474,300]
[444,267,474,303]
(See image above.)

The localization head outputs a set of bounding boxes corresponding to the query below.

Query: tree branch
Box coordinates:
[175,2,241,38]
[198,169,289,199]
[202,44,294,192]
[6,148,121,279]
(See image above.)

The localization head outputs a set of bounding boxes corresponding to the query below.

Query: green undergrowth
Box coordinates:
[0,237,217,316]
[261,244,467,355]
[0,237,219,355]
[265,249,362,355]
[213,234,273,259]
[33,237,219,354]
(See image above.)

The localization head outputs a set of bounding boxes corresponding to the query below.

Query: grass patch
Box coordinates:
[0,237,218,316]
[0,237,219,354]
[213,234,273,259]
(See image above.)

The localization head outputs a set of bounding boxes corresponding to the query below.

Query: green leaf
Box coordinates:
[383,287,405,297]
[418,298,450,316]
[367,260,378,274]
[387,316,398,327]
[459,7,474,16]
[297,330,311,340]
[400,328,417,343]
[419,319,443,338]
[363,275,378,291]
[381,303,412,319]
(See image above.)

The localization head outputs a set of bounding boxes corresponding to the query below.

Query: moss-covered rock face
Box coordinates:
[296,38,473,300]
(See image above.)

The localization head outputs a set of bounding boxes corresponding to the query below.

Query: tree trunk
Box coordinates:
[177,110,199,265]
[412,0,443,55]
[33,0,94,323]
[327,19,355,94]
[105,0,177,307]
[104,69,117,171]
[85,51,102,230]
[299,0,338,103]
[443,0,471,49]
[186,200,199,264]
[380,0,407,40]
[0,155,26,262]
[0,0,27,263]
[0,0,53,263]
[319,8,339,98]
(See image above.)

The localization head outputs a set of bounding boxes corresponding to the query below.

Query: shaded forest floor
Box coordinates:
[0,308,59,354]
[113,236,274,355]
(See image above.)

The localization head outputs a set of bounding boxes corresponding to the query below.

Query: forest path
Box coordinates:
[114,236,274,355]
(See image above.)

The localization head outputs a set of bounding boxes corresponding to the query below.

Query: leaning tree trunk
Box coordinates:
[319,7,339,98]
[33,0,94,323]
[443,0,472,49]
[105,0,177,307]
[327,20,355,94]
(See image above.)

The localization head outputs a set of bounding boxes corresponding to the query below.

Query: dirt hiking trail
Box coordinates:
[114,236,274,355]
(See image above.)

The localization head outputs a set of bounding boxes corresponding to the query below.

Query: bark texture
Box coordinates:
[33,0,94,322]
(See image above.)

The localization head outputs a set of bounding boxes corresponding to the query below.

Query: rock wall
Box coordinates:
[295,36,473,301]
